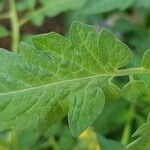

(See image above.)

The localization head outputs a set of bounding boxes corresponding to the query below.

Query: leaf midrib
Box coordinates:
[0,67,149,96]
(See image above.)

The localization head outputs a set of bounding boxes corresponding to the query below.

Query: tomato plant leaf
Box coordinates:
[122,80,146,102]
[127,113,150,150]
[0,21,150,137]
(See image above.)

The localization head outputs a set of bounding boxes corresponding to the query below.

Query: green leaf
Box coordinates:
[0,21,149,137]
[27,0,87,26]
[102,82,121,101]
[122,80,146,102]
[127,136,150,150]
[133,113,150,137]
[28,14,45,27]
[40,0,87,16]
[142,49,150,70]
[0,26,9,38]
[81,0,134,15]
[98,29,131,69]
[78,0,150,16]
[97,134,125,150]
[16,0,36,11]
[127,114,150,150]
[68,84,105,136]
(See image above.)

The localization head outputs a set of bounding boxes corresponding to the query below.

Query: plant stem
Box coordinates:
[9,0,20,51]
[121,105,134,145]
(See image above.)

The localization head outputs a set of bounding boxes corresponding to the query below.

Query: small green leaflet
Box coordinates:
[0,21,150,137]
[127,113,150,150]
[122,49,150,103]
[122,80,146,102]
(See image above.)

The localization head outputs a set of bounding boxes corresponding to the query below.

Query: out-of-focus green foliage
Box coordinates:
[80,0,134,15]
[0,0,4,12]
[16,0,36,11]
[97,134,125,150]
[127,113,150,150]
[80,0,150,15]
[17,0,87,26]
